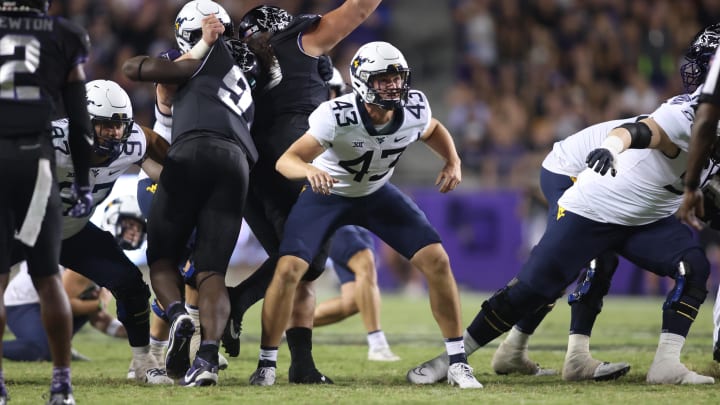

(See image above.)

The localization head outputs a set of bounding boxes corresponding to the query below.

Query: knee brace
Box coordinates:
[567,252,618,312]
[114,283,151,327]
[151,298,169,323]
[481,279,553,334]
[663,252,709,322]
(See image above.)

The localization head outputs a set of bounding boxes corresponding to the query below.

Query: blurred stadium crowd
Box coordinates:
[44,0,720,295]
[49,0,720,188]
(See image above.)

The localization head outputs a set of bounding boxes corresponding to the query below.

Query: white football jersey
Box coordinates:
[559,89,719,226]
[542,117,637,177]
[52,119,147,239]
[308,91,432,197]
[138,105,173,182]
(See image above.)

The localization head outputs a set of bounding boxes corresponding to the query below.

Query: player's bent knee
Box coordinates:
[663,249,710,322]
[410,244,451,276]
[276,255,310,285]
[482,279,553,334]
[114,283,151,325]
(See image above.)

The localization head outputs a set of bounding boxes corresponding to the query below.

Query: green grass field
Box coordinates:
[4,292,719,404]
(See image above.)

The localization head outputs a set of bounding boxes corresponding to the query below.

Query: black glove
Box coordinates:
[66,183,93,218]
[318,55,334,82]
[586,148,617,177]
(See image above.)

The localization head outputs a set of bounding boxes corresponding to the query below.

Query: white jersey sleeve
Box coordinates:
[542,117,636,177]
[307,100,337,150]
[53,121,148,239]
[309,91,431,197]
[650,90,700,153]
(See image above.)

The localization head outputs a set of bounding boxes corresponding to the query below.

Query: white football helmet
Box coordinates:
[350,41,411,110]
[328,67,347,97]
[175,0,234,54]
[101,195,146,250]
[85,79,133,159]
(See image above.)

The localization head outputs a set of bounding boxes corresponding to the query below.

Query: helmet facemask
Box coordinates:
[115,215,146,250]
[364,69,410,110]
[680,23,720,93]
[102,195,146,250]
[90,116,133,159]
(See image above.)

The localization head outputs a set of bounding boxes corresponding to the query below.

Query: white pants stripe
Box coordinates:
[14,158,52,247]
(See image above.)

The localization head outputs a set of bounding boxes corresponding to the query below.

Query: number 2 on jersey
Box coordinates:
[0,34,41,100]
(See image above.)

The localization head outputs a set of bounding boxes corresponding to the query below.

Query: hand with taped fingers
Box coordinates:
[306,165,339,195]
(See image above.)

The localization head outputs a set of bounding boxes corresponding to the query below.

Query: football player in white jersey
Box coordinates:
[409,24,720,386]
[677,26,720,364]
[245,41,481,389]
[312,68,400,362]
[11,79,172,385]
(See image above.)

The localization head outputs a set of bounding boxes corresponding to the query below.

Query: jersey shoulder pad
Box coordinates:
[274,14,320,41]
[57,17,91,57]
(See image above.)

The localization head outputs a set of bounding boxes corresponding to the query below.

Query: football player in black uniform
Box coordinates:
[0,1,93,403]
[677,27,720,364]
[225,1,384,385]
[123,15,257,386]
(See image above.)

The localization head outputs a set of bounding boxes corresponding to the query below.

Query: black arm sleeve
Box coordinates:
[62,80,93,188]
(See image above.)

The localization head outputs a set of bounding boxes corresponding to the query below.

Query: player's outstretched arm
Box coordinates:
[420,118,461,193]
[302,0,382,56]
[586,117,677,177]
[123,56,200,84]
[62,65,93,190]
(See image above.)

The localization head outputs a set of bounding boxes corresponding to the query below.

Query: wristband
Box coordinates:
[600,135,624,155]
[137,56,149,82]
[188,39,211,60]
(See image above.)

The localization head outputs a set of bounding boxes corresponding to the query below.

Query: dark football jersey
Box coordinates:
[171,40,258,164]
[0,12,89,137]
[252,14,329,130]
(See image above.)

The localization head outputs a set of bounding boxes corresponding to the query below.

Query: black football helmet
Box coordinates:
[1,0,50,13]
[238,5,293,39]
[681,23,720,93]
[226,38,260,90]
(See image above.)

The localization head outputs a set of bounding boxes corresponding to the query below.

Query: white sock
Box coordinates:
[566,334,591,357]
[504,326,530,348]
[463,330,480,355]
[131,344,150,357]
[149,336,167,359]
[367,330,390,350]
[654,332,684,361]
[259,348,278,363]
[444,337,465,357]
[185,304,200,327]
